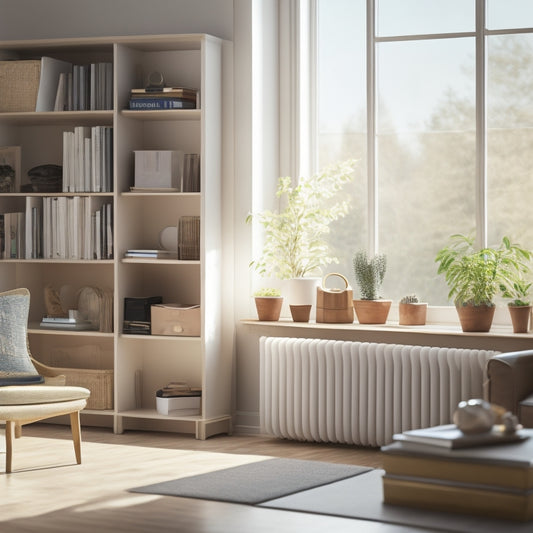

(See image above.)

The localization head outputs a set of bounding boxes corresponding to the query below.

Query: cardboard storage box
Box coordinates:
[151,303,201,336]
[156,395,201,416]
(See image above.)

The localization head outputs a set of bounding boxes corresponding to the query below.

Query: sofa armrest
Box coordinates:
[486,350,533,416]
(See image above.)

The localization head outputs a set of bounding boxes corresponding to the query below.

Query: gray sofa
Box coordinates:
[486,350,533,428]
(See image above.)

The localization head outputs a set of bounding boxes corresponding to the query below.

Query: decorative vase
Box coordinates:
[352,299,392,324]
[255,297,283,321]
[399,302,428,326]
[508,305,531,334]
[456,304,495,332]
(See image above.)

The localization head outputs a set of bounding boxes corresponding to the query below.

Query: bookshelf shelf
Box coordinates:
[0,33,231,440]
[121,109,200,121]
[0,110,113,126]
[28,325,114,337]
[121,258,200,265]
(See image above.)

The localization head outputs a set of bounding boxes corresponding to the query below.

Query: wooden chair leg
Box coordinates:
[5,420,14,474]
[14,422,22,439]
[70,411,82,464]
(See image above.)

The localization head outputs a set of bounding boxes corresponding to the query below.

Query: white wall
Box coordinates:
[0,0,233,41]
[0,0,273,433]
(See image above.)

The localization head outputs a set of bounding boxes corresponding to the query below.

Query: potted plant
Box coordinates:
[435,233,532,332]
[398,294,428,326]
[247,159,357,320]
[501,278,532,334]
[352,250,391,324]
[253,288,283,321]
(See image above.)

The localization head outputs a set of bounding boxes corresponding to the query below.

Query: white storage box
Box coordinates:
[134,150,182,189]
[156,395,201,416]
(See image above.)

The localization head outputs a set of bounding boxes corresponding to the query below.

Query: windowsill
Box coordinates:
[240,318,533,339]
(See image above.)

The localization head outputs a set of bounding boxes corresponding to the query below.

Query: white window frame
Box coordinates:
[280,0,533,325]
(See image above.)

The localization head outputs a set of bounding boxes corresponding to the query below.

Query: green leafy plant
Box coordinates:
[352,250,387,300]
[253,288,282,297]
[246,159,357,280]
[400,294,419,304]
[501,278,532,306]
[435,233,532,307]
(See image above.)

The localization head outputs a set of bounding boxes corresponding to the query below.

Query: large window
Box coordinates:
[312,0,533,305]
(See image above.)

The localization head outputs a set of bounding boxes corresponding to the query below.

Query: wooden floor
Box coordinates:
[0,423,432,532]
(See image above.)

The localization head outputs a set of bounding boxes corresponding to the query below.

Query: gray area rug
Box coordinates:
[261,469,533,533]
[133,458,533,532]
[131,458,371,505]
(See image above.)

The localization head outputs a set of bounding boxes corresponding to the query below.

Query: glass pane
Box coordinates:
[487,0,533,30]
[377,38,476,304]
[317,0,367,282]
[377,0,475,37]
[377,38,475,134]
[487,34,533,253]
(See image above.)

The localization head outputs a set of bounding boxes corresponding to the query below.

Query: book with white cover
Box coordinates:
[35,57,72,112]
[393,424,527,449]
[24,196,42,259]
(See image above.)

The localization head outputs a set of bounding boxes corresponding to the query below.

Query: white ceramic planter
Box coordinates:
[288,277,321,320]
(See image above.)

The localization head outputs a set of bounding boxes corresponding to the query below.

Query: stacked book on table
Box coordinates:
[381,424,533,521]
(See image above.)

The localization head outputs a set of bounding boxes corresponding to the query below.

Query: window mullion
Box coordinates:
[367,0,378,255]
[476,0,487,248]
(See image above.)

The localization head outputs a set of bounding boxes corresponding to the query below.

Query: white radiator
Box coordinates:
[260,336,499,447]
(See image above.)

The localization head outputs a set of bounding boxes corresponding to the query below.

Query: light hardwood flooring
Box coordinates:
[0,423,432,533]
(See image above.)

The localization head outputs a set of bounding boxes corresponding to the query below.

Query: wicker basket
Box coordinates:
[58,366,114,410]
[0,60,41,112]
[36,348,114,410]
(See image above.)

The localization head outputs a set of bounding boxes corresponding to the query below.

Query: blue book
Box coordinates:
[129,98,196,110]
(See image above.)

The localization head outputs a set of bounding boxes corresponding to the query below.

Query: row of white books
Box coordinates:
[0,196,113,260]
[33,57,113,113]
[62,126,113,193]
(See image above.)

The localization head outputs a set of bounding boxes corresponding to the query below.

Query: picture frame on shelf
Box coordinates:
[0,146,21,193]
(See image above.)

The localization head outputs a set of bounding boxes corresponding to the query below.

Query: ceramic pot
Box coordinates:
[288,277,320,320]
[399,302,428,326]
[508,305,531,334]
[456,304,495,332]
[352,299,392,324]
[254,297,283,321]
[290,304,312,322]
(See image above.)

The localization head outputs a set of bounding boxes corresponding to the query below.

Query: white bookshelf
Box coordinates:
[0,34,231,439]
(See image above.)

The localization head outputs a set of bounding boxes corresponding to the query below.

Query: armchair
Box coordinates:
[486,350,533,428]
[0,288,90,473]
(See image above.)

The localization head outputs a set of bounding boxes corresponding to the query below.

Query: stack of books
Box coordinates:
[124,249,178,259]
[40,315,96,331]
[128,86,198,110]
[156,381,202,416]
[381,424,533,521]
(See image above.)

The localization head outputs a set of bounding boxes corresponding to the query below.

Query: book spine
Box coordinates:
[382,475,533,521]
[128,98,196,110]
[383,452,532,490]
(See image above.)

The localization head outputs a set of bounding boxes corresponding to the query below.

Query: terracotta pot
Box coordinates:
[353,299,392,324]
[255,297,283,321]
[508,305,531,334]
[290,304,312,322]
[399,302,428,326]
[456,304,495,332]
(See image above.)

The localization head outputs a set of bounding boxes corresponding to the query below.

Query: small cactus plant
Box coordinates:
[400,294,419,304]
